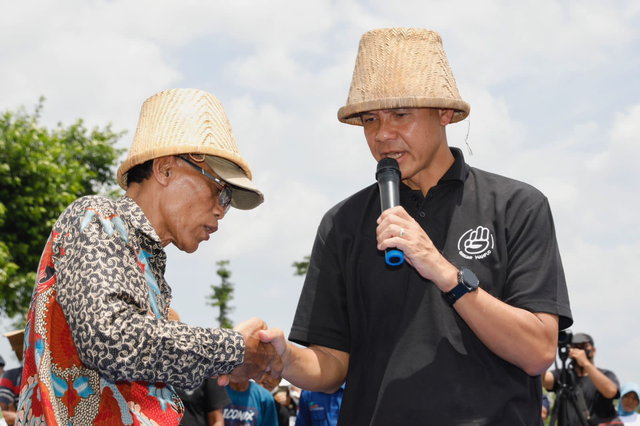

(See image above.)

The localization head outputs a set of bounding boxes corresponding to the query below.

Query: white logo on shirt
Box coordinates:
[458,226,494,260]
[224,407,256,422]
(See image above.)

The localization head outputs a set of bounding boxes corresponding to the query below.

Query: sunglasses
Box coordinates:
[178,154,232,214]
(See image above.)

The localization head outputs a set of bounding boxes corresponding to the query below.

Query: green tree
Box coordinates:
[0,99,125,322]
[208,260,235,329]
[292,255,310,276]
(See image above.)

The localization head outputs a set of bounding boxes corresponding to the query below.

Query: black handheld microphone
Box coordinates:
[376,158,404,266]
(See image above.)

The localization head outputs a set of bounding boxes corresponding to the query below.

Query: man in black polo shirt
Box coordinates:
[261,27,573,425]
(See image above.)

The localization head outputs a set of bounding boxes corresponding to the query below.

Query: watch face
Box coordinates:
[460,268,480,289]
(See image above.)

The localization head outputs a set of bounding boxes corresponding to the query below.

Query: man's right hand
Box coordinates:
[569,347,591,368]
[259,327,349,394]
[259,327,289,359]
[217,318,283,386]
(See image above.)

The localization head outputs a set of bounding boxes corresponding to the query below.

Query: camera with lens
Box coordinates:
[557,330,573,361]
[558,330,573,348]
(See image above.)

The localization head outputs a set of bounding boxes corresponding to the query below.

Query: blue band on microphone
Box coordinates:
[385,249,405,266]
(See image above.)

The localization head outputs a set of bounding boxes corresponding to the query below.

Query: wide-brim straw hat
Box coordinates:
[4,329,25,362]
[337,28,470,125]
[117,88,264,210]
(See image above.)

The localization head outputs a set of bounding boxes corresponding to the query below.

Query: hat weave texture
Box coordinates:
[338,28,470,125]
[117,88,252,189]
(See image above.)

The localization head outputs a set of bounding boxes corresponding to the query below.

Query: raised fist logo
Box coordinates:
[458,226,494,259]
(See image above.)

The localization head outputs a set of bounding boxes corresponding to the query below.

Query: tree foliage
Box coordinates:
[292,255,310,276]
[208,260,235,329]
[0,99,125,321]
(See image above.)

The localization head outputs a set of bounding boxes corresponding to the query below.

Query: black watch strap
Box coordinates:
[443,268,479,306]
[443,283,470,306]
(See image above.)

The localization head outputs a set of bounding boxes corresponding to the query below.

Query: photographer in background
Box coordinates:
[543,332,621,425]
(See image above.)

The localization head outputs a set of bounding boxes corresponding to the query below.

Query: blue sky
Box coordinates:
[1,0,639,390]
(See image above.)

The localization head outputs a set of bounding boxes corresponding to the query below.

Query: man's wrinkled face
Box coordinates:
[162,157,227,253]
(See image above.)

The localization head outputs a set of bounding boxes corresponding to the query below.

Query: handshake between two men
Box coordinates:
[216,317,285,386]
[218,317,349,396]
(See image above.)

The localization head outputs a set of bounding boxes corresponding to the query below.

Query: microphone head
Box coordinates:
[376,158,401,180]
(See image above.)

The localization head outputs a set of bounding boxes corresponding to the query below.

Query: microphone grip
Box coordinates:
[376,163,404,266]
[385,248,404,266]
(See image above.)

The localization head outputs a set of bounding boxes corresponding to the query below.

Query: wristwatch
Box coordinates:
[443,267,480,306]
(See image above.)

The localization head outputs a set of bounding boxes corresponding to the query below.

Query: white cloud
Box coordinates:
[447,85,526,170]
[356,0,640,88]
[611,104,640,151]
[0,1,182,134]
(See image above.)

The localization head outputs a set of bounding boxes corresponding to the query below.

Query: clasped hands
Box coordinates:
[216,317,284,386]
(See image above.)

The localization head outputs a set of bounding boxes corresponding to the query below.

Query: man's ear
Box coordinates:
[152,156,174,187]
[439,109,454,126]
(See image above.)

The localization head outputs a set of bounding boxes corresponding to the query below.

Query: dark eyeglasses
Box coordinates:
[177,155,232,214]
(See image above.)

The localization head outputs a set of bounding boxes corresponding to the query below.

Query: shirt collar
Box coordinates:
[400,147,469,193]
[116,196,163,249]
[440,147,469,183]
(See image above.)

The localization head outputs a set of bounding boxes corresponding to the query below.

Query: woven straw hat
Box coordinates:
[337,28,470,125]
[117,88,263,210]
[4,329,25,362]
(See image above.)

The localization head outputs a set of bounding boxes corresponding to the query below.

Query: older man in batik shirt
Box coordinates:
[16,89,277,425]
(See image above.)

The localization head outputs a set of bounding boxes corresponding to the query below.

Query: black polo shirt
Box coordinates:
[290,148,572,426]
[176,378,230,426]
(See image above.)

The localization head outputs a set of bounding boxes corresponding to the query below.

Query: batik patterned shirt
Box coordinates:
[16,195,245,425]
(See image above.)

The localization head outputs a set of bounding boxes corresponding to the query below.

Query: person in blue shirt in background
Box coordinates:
[225,380,278,426]
[295,383,344,426]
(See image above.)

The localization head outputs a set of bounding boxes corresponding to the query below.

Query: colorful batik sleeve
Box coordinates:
[53,202,244,390]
